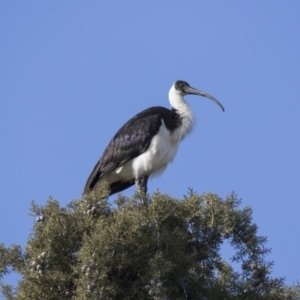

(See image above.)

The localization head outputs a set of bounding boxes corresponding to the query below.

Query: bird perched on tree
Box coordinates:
[84,80,224,197]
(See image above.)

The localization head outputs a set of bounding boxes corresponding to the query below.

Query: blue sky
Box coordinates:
[1,1,299,289]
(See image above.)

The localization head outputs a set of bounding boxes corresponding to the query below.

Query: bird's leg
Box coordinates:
[141,175,148,195]
[135,175,148,195]
[135,176,149,205]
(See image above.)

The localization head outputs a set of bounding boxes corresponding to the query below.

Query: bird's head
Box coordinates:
[171,80,225,111]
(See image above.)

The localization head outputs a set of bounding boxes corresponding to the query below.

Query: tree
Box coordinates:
[0,184,299,299]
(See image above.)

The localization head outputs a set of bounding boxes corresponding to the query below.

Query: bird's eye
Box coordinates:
[180,83,185,88]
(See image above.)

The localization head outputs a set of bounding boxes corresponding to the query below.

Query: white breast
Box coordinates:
[104,120,182,184]
[132,119,180,178]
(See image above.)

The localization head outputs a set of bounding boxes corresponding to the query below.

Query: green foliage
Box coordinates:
[0,186,299,299]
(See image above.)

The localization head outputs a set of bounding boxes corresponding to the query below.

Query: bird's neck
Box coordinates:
[169,89,195,140]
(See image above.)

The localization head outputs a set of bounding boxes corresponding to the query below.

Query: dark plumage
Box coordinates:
[84,106,182,195]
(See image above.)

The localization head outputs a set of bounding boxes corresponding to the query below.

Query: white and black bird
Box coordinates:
[84,80,224,196]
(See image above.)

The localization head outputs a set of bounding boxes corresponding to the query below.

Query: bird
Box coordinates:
[84,80,224,197]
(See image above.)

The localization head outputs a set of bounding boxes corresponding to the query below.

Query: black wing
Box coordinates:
[84,106,176,193]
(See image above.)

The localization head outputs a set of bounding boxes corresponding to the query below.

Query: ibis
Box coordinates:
[84,80,224,197]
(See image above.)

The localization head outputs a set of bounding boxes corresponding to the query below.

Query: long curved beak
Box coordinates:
[186,86,225,112]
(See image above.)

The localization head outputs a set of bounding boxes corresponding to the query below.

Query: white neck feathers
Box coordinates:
[168,84,195,140]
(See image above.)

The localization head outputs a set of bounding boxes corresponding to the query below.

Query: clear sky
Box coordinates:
[1,1,299,290]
